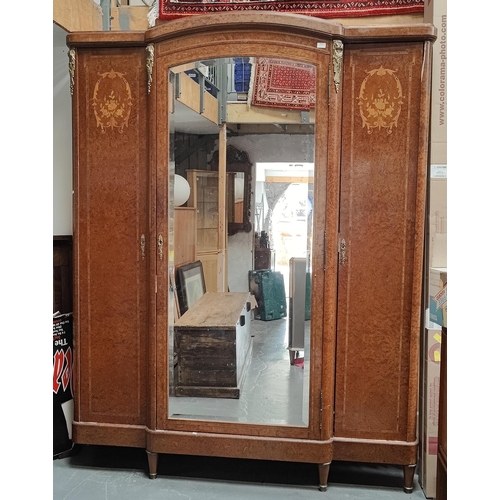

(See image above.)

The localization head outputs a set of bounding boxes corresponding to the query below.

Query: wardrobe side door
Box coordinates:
[335,43,424,441]
[73,47,150,428]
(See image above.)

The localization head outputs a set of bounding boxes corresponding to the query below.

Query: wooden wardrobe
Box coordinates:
[68,13,436,492]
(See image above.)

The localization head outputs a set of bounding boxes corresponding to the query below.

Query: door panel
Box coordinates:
[154,37,331,440]
[335,43,423,440]
[74,48,149,425]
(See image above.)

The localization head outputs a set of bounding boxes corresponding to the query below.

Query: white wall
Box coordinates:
[228,134,314,165]
[225,134,314,292]
[53,24,73,236]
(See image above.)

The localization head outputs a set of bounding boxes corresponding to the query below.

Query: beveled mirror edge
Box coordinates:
[165,53,321,434]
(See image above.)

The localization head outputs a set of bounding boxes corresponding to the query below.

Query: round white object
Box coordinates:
[174,174,191,207]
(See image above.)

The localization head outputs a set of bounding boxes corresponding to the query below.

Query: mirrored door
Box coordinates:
[166,55,319,427]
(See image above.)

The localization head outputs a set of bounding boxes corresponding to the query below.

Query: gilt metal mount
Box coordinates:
[68,48,76,96]
[146,44,154,94]
[332,40,343,94]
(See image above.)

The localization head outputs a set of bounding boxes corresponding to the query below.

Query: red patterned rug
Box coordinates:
[159,0,424,21]
[251,58,316,111]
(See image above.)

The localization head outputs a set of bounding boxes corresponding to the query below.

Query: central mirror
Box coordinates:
[168,56,316,426]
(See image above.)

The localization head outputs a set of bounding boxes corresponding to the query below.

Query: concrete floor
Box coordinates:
[53,445,429,499]
[169,314,310,425]
[54,301,429,499]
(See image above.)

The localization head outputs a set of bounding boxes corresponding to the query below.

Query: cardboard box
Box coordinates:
[429,169,447,269]
[424,0,447,165]
[429,268,447,327]
[419,318,442,498]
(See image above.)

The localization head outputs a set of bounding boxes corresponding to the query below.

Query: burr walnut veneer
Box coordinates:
[68,13,436,492]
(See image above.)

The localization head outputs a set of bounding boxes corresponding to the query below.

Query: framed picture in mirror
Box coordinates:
[176,261,206,315]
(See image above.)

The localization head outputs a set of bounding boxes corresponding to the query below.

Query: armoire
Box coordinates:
[67,12,436,492]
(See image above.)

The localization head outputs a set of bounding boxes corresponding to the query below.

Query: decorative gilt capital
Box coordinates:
[146,44,155,94]
[68,49,76,96]
[332,40,343,94]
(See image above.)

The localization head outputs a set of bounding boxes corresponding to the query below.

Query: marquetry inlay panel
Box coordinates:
[358,65,404,134]
[92,69,133,133]
[335,43,423,441]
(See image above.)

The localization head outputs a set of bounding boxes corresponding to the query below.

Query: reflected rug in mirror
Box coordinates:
[250,58,316,111]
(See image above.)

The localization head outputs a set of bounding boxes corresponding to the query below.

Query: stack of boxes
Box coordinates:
[233,57,252,93]
[429,268,447,329]
[420,310,445,497]
[420,266,447,499]
[419,1,447,498]
[421,267,446,498]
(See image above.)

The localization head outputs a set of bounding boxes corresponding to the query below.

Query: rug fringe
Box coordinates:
[158,1,424,21]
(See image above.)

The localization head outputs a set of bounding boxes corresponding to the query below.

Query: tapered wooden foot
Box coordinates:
[318,462,331,492]
[403,464,416,493]
[146,451,158,479]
